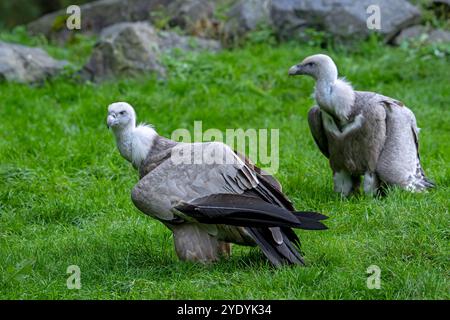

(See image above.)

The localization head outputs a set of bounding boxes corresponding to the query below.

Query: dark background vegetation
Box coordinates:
[1,0,448,30]
[0,0,93,28]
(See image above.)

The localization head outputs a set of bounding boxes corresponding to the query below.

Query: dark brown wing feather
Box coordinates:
[175,193,328,266]
[234,150,283,191]
[308,106,330,158]
[175,193,327,230]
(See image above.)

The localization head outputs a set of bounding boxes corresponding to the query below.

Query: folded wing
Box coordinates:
[132,142,328,266]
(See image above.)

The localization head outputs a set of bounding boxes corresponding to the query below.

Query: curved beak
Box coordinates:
[107,114,117,129]
[288,64,303,76]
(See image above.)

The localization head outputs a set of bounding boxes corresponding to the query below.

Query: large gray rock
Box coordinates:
[163,0,234,39]
[83,22,165,82]
[157,31,222,52]
[428,29,450,43]
[225,0,272,37]
[165,0,215,30]
[82,22,221,82]
[0,41,68,83]
[393,25,450,45]
[270,0,421,42]
[28,0,171,43]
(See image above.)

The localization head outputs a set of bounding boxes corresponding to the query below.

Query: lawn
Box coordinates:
[0,30,449,299]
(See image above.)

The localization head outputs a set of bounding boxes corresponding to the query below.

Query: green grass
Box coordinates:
[0,31,449,299]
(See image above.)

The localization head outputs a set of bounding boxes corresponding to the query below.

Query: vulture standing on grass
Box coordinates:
[288,54,434,196]
[107,102,328,266]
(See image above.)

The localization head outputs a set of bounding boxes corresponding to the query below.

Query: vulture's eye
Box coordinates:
[119,111,126,115]
[306,62,315,67]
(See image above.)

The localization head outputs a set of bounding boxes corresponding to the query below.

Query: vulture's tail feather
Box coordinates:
[246,227,305,266]
[293,211,329,220]
[175,193,328,267]
[407,163,435,192]
[175,194,328,230]
[282,227,302,248]
[293,212,329,230]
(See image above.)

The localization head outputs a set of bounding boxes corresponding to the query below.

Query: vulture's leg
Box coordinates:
[218,241,232,258]
[333,171,354,196]
[172,223,227,264]
[363,172,379,196]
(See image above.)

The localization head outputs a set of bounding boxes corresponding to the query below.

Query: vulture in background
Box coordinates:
[289,54,434,196]
[107,102,328,267]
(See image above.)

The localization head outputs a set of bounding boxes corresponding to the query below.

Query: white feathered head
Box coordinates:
[107,102,136,130]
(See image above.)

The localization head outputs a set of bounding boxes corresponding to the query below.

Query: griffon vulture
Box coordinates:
[288,54,434,196]
[107,102,328,266]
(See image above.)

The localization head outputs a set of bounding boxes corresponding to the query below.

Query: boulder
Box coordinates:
[393,25,450,45]
[83,22,165,82]
[428,29,450,43]
[270,0,421,42]
[163,0,227,39]
[27,0,171,43]
[158,31,222,52]
[0,41,68,83]
[225,0,272,37]
[82,22,221,82]
[165,0,215,30]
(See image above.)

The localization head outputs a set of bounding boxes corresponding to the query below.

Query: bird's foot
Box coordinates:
[333,171,354,197]
[218,241,232,259]
[363,172,379,196]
